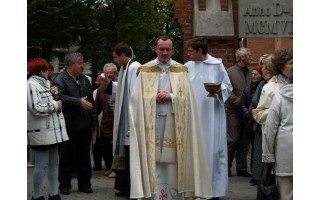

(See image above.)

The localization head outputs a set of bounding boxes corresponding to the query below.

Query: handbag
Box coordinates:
[257,163,279,200]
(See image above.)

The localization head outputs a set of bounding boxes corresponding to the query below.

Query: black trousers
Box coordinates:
[114,145,130,194]
[227,111,250,172]
[58,130,92,189]
[92,136,103,169]
[93,136,113,170]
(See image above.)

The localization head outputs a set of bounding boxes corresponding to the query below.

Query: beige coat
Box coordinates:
[253,75,286,174]
[264,84,293,176]
[253,75,285,126]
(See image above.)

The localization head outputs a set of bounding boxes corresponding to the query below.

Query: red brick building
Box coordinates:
[174,0,293,67]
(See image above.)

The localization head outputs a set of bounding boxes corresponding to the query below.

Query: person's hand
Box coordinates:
[98,75,110,89]
[80,96,93,110]
[251,109,256,116]
[56,100,63,109]
[156,91,171,103]
[214,88,222,94]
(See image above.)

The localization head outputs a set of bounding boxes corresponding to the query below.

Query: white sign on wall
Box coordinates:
[239,0,293,38]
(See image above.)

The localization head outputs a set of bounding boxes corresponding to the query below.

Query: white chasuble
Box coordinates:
[113,59,140,158]
[129,63,213,200]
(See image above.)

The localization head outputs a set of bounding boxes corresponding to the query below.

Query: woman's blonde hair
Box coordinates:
[263,55,275,76]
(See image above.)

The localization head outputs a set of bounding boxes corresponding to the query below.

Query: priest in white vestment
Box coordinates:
[129,35,213,200]
[112,43,141,196]
[185,38,232,199]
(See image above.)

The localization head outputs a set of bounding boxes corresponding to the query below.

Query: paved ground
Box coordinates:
[27,158,257,200]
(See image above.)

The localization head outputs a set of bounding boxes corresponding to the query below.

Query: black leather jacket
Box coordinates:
[53,70,96,133]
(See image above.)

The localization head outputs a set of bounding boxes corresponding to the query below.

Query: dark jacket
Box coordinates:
[249,79,267,132]
[53,70,95,133]
[239,79,263,119]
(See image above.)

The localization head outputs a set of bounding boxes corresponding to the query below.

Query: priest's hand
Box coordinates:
[156,90,172,103]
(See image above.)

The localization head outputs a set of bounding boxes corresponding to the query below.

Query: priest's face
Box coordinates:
[154,39,174,63]
[187,47,202,61]
[112,51,129,67]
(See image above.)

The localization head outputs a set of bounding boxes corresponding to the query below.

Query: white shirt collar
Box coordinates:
[156,58,171,67]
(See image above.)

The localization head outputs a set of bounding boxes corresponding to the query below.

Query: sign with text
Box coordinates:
[239,0,293,38]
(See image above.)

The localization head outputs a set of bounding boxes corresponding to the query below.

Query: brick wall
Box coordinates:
[175,0,239,67]
[206,37,237,67]
[174,0,193,62]
[174,0,293,67]
[247,38,293,66]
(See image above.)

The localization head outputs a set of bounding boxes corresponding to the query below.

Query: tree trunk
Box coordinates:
[41,40,53,61]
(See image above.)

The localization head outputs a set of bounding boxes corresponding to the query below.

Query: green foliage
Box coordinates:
[27,0,183,71]
[27,0,92,60]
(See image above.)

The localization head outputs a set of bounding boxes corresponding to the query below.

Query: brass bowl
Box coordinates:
[203,83,221,97]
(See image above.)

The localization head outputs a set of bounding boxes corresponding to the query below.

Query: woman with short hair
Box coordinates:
[27,58,69,200]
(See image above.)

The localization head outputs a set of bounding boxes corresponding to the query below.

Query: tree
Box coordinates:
[146,0,183,63]
[27,0,93,61]
[27,0,183,71]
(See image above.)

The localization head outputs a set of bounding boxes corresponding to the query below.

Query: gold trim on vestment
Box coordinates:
[136,65,161,76]
[137,64,188,76]
[169,64,189,73]
[155,135,177,148]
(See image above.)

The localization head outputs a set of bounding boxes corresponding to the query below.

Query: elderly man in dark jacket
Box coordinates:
[53,51,96,195]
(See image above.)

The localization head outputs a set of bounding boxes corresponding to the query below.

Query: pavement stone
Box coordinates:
[27,168,128,200]
[27,157,257,200]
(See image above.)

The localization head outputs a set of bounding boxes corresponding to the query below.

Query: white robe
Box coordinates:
[130,58,213,199]
[113,59,141,158]
[185,54,232,197]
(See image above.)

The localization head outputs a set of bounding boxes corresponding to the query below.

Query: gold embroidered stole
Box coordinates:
[138,64,189,193]
[139,68,159,193]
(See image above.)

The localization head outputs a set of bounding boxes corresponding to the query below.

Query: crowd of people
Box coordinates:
[27,35,293,200]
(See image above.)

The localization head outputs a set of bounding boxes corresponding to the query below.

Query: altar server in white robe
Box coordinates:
[129,35,213,200]
[185,37,232,199]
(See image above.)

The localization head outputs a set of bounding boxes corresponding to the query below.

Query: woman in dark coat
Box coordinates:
[247,55,274,185]
[239,65,264,185]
